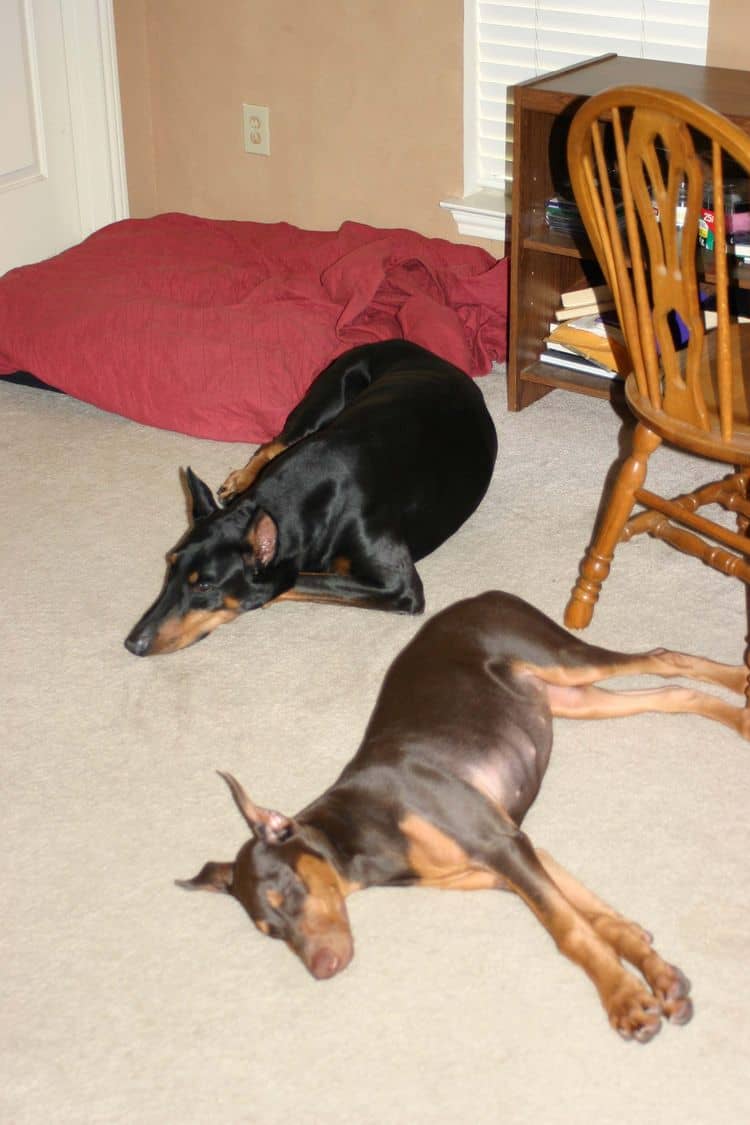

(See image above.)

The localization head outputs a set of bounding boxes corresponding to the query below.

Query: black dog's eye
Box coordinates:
[195,581,213,593]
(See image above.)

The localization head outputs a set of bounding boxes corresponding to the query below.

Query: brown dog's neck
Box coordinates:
[297,785,411,892]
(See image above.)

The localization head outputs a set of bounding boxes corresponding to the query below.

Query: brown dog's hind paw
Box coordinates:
[737,707,750,742]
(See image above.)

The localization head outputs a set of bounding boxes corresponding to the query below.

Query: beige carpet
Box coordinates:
[2,367,749,1124]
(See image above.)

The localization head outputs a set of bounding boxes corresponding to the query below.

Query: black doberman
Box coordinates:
[125,340,497,656]
[178,591,749,1042]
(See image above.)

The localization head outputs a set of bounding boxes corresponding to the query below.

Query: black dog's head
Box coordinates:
[124,469,294,656]
[177,772,355,980]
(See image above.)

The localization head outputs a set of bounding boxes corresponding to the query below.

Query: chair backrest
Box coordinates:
[567,85,750,442]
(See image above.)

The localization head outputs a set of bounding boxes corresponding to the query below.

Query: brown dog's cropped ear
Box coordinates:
[247,510,278,566]
[218,771,295,844]
[175,860,234,894]
[184,467,219,522]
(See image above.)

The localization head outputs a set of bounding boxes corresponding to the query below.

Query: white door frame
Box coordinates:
[61,0,129,234]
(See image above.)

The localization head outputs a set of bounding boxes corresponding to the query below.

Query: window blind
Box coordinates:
[471,0,710,192]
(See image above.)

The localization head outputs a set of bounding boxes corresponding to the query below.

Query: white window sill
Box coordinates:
[439,189,509,243]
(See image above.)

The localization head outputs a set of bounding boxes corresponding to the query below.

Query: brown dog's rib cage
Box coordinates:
[563,85,750,704]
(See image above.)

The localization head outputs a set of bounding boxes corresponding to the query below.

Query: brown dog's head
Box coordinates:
[177,772,355,980]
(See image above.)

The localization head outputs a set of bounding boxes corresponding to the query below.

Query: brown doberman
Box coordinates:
[178,591,747,1042]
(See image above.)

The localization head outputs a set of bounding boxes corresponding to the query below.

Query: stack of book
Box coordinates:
[544,195,588,237]
[545,195,626,239]
[540,280,750,380]
[552,282,614,321]
[540,283,630,380]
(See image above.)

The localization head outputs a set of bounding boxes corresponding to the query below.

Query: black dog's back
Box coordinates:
[268,341,497,562]
[279,340,481,442]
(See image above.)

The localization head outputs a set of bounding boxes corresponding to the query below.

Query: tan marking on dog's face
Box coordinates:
[293,853,355,976]
[256,919,271,936]
[297,855,344,904]
[150,607,239,653]
[266,888,284,910]
[295,854,353,935]
[223,595,241,610]
[399,814,503,890]
[188,571,199,585]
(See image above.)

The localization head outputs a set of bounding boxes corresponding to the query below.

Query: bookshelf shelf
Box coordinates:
[507,53,750,411]
[523,360,616,400]
[523,228,589,259]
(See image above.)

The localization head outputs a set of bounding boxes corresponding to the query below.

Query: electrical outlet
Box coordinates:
[242,103,270,156]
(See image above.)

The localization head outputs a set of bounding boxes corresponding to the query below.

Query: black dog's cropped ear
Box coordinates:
[247,510,278,566]
[185,467,219,521]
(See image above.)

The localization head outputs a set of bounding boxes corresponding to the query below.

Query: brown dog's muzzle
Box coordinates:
[301,928,354,980]
[294,854,355,979]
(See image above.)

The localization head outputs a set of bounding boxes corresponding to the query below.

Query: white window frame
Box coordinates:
[441,0,709,242]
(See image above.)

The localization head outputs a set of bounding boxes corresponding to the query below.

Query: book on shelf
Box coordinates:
[544,196,626,241]
[701,284,750,328]
[703,308,750,328]
[539,348,620,380]
[544,311,630,376]
[544,195,588,238]
[554,299,616,321]
[559,282,613,310]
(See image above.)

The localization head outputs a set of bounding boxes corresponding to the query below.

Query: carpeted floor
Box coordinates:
[2,366,749,1124]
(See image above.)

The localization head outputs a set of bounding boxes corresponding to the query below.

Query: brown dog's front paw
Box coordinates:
[607,981,663,1043]
[650,962,693,1025]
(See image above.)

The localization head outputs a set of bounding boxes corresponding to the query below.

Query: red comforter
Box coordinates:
[0,213,508,442]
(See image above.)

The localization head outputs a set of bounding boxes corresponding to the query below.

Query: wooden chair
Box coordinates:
[563,85,750,693]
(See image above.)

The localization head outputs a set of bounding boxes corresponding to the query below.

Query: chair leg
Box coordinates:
[743,581,750,710]
[740,487,750,711]
[565,422,662,629]
[732,471,750,710]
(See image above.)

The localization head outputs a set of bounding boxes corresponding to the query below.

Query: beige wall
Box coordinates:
[113,0,464,242]
[707,0,750,69]
[113,1,750,246]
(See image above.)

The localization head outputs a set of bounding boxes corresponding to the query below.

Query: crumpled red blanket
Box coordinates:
[0,212,508,442]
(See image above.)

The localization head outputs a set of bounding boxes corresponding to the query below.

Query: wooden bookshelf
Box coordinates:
[507,53,750,411]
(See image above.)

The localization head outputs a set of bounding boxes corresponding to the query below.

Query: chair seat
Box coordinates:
[625,321,750,464]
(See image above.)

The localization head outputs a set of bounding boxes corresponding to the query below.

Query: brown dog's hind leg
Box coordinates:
[516,648,746,695]
[542,680,750,739]
[633,649,747,696]
[535,850,692,1026]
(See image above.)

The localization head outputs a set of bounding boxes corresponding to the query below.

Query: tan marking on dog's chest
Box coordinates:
[399,814,504,890]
